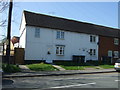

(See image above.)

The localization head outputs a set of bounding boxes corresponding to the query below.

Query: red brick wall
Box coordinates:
[99,36,120,63]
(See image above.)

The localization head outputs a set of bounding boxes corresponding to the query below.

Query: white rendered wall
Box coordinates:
[25,26,98,63]
[19,13,26,48]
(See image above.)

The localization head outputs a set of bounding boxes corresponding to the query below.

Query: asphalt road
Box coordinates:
[2,72,120,90]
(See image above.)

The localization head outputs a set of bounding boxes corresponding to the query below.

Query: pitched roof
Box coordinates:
[23,10,120,38]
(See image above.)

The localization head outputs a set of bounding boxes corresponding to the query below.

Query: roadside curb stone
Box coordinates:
[3,69,116,78]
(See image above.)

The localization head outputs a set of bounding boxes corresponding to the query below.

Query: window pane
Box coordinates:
[108,50,112,57]
[93,36,96,42]
[93,49,96,55]
[61,32,64,39]
[56,47,59,54]
[56,31,64,39]
[57,31,60,39]
[90,49,92,55]
[56,46,64,55]
[90,36,92,42]
[114,51,119,58]
[60,49,62,54]
[114,38,119,45]
[90,36,96,43]
[35,28,40,38]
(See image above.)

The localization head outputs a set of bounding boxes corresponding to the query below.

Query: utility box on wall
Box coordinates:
[72,55,85,63]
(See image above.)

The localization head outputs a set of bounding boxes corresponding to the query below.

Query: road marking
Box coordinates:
[50,82,96,88]
[115,80,120,82]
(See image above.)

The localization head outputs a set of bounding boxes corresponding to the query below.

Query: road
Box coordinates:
[2,72,120,90]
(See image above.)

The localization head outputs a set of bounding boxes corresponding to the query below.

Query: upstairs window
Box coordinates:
[114,38,119,45]
[56,31,64,39]
[90,35,96,43]
[35,28,40,38]
[56,45,65,55]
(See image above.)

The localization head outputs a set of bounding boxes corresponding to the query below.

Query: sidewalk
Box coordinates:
[3,68,116,78]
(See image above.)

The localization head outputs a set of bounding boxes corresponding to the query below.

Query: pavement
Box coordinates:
[52,65,66,71]
[2,66,116,78]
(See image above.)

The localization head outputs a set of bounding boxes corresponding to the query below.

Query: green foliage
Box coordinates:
[27,63,58,71]
[2,64,21,73]
[99,65,114,69]
[61,65,85,70]
[60,64,114,70]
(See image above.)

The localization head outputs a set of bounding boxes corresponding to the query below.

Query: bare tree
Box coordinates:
[0,0,9,27]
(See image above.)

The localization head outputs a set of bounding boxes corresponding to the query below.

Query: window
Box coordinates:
[89,49,96,56]
[90,35,96,43]
[35,28,40,38]
[108,50,112,57]
[114,51,119,58]
[89,49,92,55]
[56,45,65,55]
[114,38,119,45]
[56,31,64,39]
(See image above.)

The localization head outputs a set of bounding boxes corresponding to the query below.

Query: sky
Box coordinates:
[0,1,119,40]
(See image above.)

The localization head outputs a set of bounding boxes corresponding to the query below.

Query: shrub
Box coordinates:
[2,64,21,73]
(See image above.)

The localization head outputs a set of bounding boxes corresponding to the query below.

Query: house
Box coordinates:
[2,36,19,56]
[19,10,120,64]
[99,36,120,64]
[11,36,20,48]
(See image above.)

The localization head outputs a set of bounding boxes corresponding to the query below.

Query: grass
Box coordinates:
[27,63,58,71]
[61,65,85,70]
[99,65,114,69]
[60,65,114,70]
[2,64,21,73]
[54,60,114,70]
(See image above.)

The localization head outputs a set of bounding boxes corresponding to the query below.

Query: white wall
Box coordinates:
[24,26,98,63]
[19,13,26,48]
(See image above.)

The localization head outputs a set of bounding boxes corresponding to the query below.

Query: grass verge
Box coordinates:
[61,65,114,70]
[2,64,21,73]
[99,65,114,69]
[27,63,58,71]
[61,65,85,70]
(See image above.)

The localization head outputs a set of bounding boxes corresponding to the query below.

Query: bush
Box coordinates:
[2,64,21,73]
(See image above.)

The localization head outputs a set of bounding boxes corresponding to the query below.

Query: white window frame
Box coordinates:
[108,50,112,57]
[89,49,96,56]
[35,28,40,38]
[114,38,119,45]
[90,35,96,43]
[56,45,65,55]
[56,31,64,39]
[114,51,119,58]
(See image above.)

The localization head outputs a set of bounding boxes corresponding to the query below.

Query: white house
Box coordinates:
[19,10,100,63]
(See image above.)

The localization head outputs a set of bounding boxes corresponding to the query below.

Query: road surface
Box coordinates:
[2,72,120,89]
